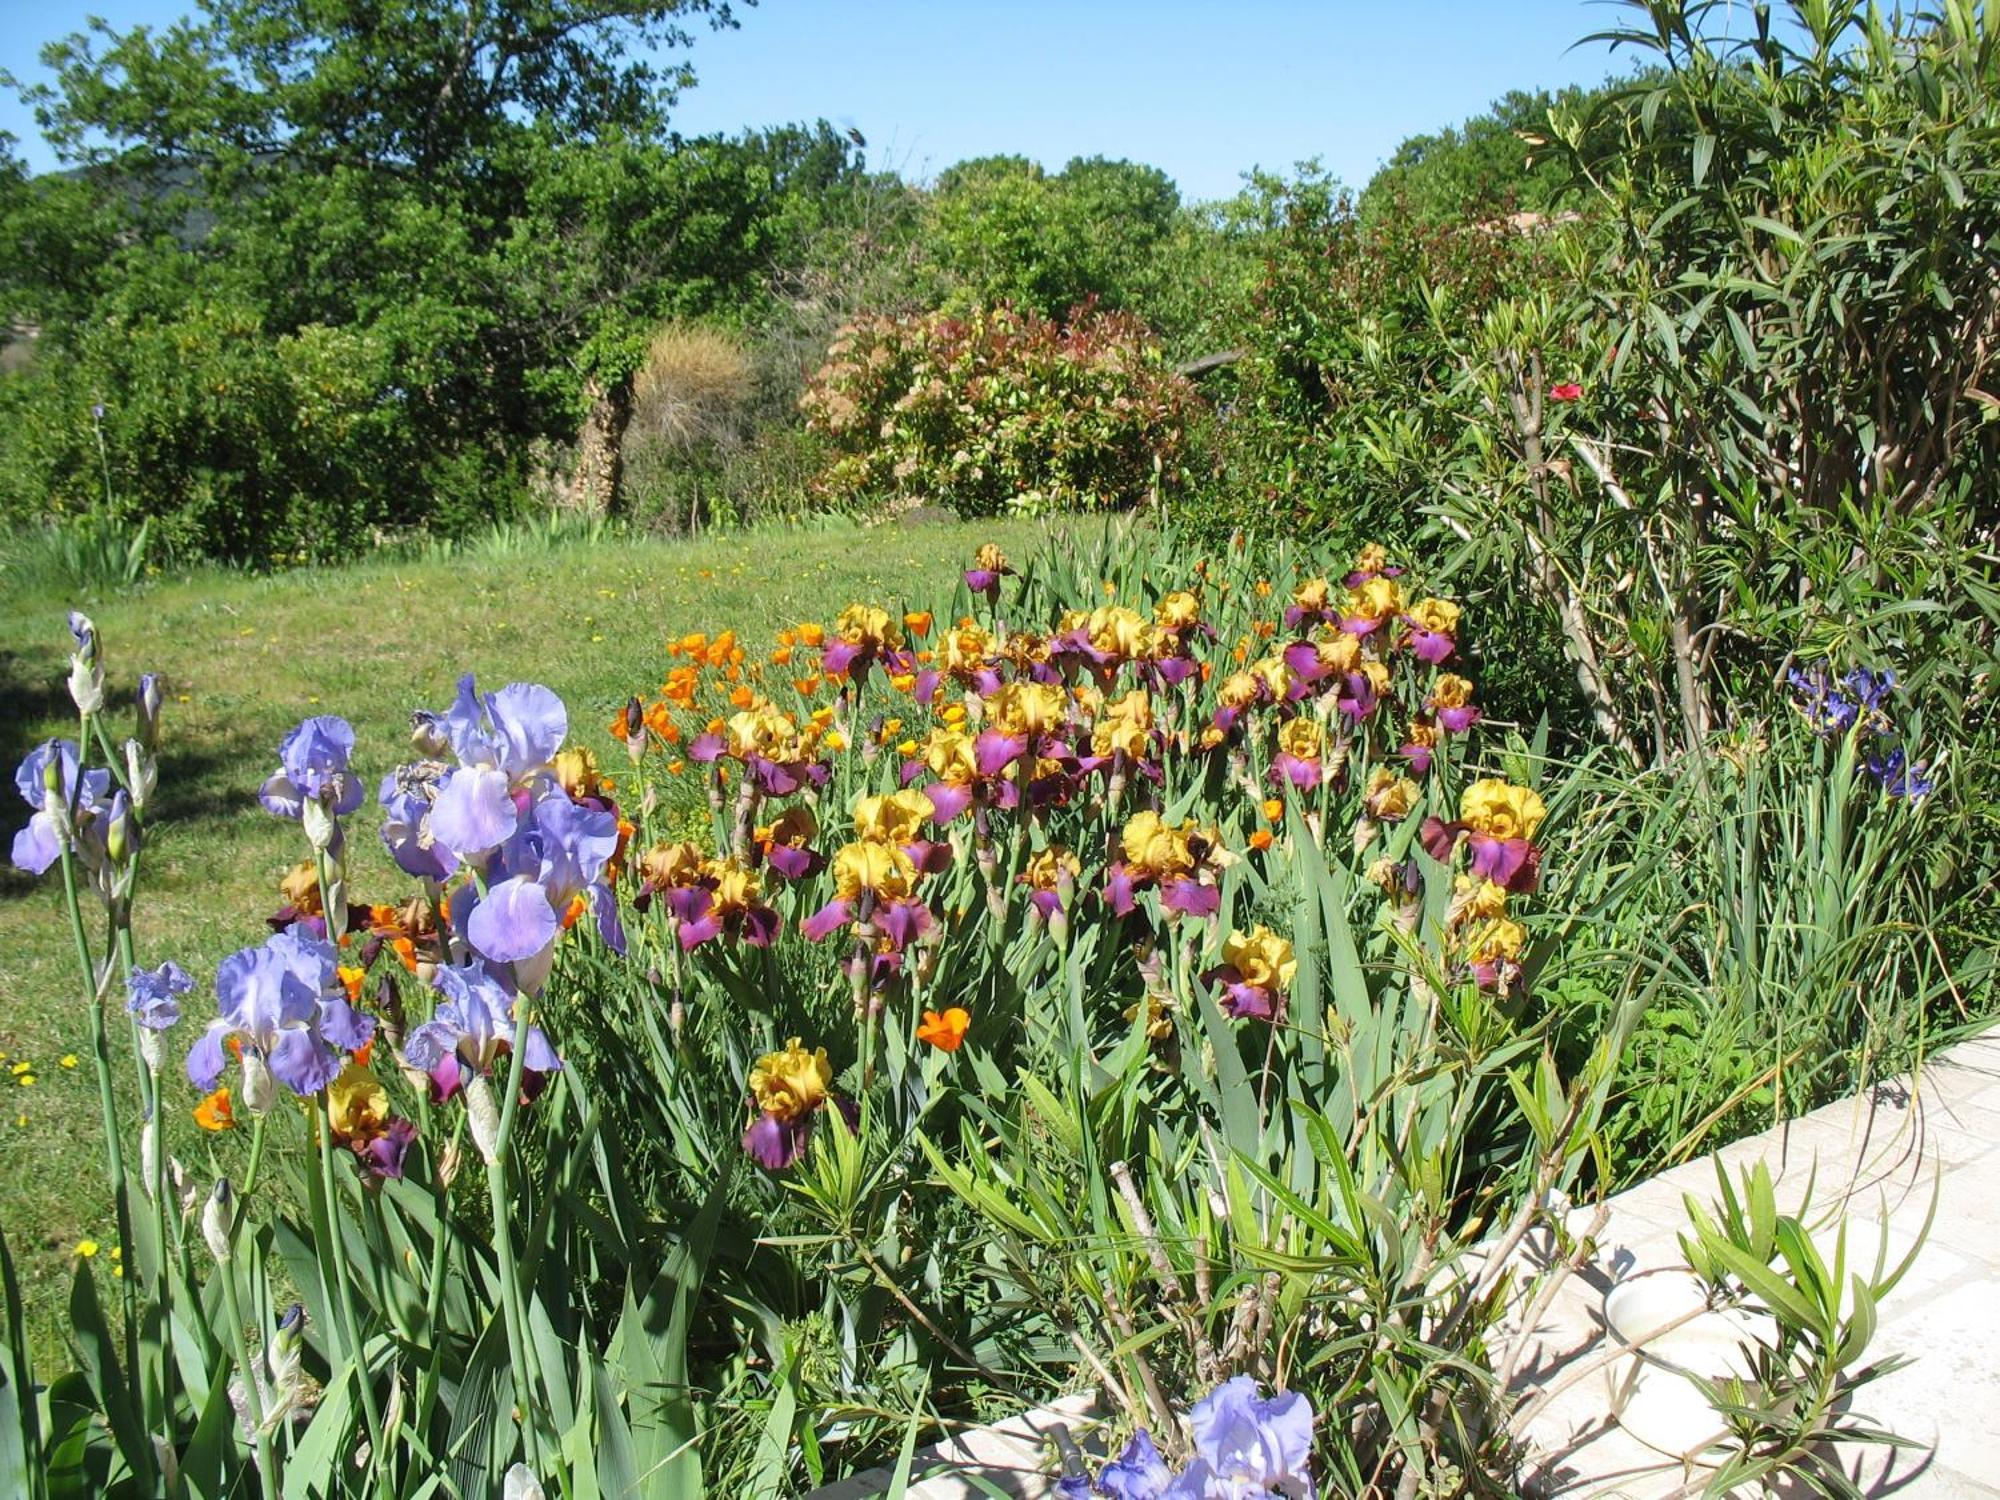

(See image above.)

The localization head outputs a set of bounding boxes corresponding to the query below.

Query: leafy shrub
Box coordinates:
[800,303,1201,518]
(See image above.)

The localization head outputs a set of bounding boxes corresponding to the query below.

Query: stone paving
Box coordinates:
[1513,1032,2000,1497]
[806,1034,2000,1499]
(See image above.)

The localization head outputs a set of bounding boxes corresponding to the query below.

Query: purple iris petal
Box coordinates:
[359,1118,417,1179]
[264,716,362,818]
[1105,864,1137,917]
[429,766,520,858]
[924,782,973,822]
[765,841,821,880]
[687,733,725,763]
[127,960,194,1030]
[821,639,862,677]
[964,567,999,594]
[185,1024,230,1091]
[743,1112,810,1170]
[1281,641,1324,683]
[1097,1429,1174,1500]
[1436,705,1480,733]
[974,729,1027,776]
[1270,753,1322,790]
[466,876,558,965]
[1401,742,1434,776]
[875,898,932,950]
[1467,836,1540,892]
[268,1027,343,1095]
[904,839,952,875]
[407,961,559,1079]
[11,817,63,875]
[1409,628,1455,664]
[742,905,781,946]
[800,898,852,941]
[1180,1376,1315,1498]
[1336,672,1377,721]
[1160,880,1221,918]
[592,885,627,954]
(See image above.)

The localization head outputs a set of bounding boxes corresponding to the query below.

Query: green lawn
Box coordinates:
[0,514,1051,1344]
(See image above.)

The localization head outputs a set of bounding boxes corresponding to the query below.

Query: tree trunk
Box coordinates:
[562,376,630,516]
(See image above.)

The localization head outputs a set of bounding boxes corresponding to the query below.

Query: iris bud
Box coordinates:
[465,1074,502,1165]
[202,1180,235,1264]
[125,739,157,811]
[240,1052,277,1115]
[503,1466,547,1500]
[136,673,163,750]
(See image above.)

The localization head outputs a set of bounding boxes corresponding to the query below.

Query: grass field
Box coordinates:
[0,513,1052,1347]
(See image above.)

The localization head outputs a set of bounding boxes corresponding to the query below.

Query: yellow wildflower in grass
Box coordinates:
[748,1039,833,1121]
[60,1054,78,1069]
[75,1239,100,1258]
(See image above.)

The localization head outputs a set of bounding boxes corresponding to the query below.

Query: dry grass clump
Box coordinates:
[631,322,754,453]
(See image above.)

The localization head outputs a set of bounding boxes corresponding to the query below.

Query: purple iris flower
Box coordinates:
[1868,749,1935,801]
[403,962,560,1080]
[377,766,460,881]
[127,960,194,1030]
[11,739,111,874]
[1164,1377,1316,1498]
[462,791,623,983]
[427,676,567,858]
[1096,1430,1177,1498]
[258,716,364,819]
[358,1118,418,1180]
[186,926,363,1097]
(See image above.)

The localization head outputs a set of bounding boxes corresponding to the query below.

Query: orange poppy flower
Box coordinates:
[904,611,934,639]
[193,1087,236,1131]
[1249,830,1274,852]
[916,1007,971,1052]
[337,965,365,1003]
[1261,798,1284,822]
[352,1037,376,1068]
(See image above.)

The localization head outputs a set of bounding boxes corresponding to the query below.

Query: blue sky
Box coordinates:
[0,0,1635,199]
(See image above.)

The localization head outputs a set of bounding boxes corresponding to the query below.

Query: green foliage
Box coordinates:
[925,155,1181,318]
[1357,82,1632,227]
[801,303,1200,518]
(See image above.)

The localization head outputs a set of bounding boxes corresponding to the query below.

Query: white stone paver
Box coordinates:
[1513,1034,2000,1498]
[806,1035,2000,1498]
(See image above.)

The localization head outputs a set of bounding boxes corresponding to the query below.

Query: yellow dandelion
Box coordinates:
[60,1055,78,1069]
[74,1239,100,1258]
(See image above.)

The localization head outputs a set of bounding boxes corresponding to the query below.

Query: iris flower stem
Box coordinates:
[488,1005,548,1467]
[413,1113,465,1431]
[219,1256,279,1494]
[59,839,147,1473]
[314,1100,393,1500]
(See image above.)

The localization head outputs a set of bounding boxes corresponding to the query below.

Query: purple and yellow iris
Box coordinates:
[1201,925,1297,1021]
[1107,810,1228,919]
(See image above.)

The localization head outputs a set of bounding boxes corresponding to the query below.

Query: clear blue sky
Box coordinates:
[0,0,1634,199]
